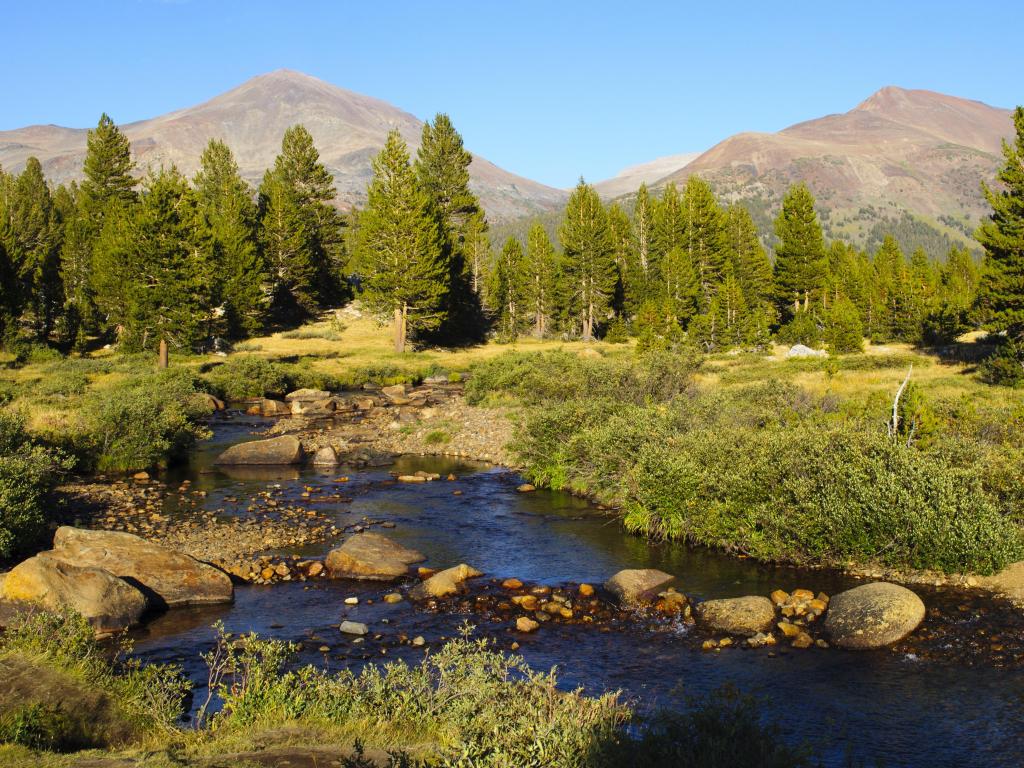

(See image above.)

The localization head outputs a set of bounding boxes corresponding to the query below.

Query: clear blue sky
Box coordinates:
[1,1,1021,189]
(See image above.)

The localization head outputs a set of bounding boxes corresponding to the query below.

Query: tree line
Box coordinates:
[1,108,1022,368]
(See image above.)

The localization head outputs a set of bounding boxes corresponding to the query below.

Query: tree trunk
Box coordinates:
[158,338,168,369]
[393,307,405,354]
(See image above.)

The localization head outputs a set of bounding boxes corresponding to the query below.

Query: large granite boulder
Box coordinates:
[253,398,292,417]
[823,582,925,649]
[285,388,332,402]
[695,595,776,636]
[216,435,303,465]
[604,569,675,605]
[409,564,483,600]
[787,344,828,359]
[47,527,233,609]
[325,533,426,581]
[1,553,147,636]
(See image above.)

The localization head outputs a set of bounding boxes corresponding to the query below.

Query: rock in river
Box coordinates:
[1,553,147,636]
[409,563,482,599]
[604,569,675,605]
[312,446,340,466]
[823,582,925,649]
[216,435,303,465]
[696,595,776,636]
[325,532,426,581]
[47,526,233,608]
[339,620,369,636]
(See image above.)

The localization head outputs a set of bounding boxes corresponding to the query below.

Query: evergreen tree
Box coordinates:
[488,237,525,340]
[628,182,656,309]
[681,176,726,310]
[652,182,684,264]
[92,168,210,351]
[660,246,699,327]
[772,183,827,320]
[606,203,632,318]
[80,114,136,214]
[724,203,772,309]
[354,131,447,353]
[462,212,491,298]
[415,114,485,343]
[975,106,1024,339]
[824,295,864,353]
[259,125,343,317]
[523,222,559,337]
[194,140,267,337]
[559,180,615,341]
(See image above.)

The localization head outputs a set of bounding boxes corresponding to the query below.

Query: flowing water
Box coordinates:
[127,413,1024,768]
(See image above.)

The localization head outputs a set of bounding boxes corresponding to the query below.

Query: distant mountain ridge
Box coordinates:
[651,86,1014,249]
[0,69,567,222]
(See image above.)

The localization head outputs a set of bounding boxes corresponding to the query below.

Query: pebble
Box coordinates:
[339,621,369,636]
[516,617,540,633]
[344,597,359,605]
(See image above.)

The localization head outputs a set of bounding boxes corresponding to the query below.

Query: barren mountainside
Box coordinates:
[0,70,567,222]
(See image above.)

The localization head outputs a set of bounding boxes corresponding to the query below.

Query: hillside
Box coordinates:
[0,70,567,221]
[655,86,1014,249]
[593,152,699,198]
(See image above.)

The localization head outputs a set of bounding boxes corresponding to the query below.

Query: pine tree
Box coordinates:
[681,176,727,310]
[80,114,136,214]
[354,131,447,353]
[975,106,1024,339]
[824,295,864,353]
[606,203,632,317]
[652,182,684,264]
[462,212,491,298]
[660,246,699,327]
[724,203,772,309]
[523,222,559,337]
[772,183,827,320]
[415,114,485,343]
[629,182,656,307]
[559,180,615,341]
[259,125,344,317]
[92,168,210,351]
[194,140,267,337]
[488,237,525,340]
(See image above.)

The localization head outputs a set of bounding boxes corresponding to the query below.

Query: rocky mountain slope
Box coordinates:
[593,152,700,198]
[0,70,567,221]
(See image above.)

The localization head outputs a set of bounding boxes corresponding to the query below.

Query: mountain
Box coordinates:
[593,153,699,198]
[0,70,566,221]
[654,86,1015,249]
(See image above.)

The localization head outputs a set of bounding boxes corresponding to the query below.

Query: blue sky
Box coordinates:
[1,1,1021,188]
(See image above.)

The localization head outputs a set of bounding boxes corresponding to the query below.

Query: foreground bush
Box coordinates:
[81,368,211,472]
[0,413,72,559]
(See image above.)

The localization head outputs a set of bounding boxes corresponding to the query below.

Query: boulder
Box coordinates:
[290,398,336,417]
[285,388,332,402]
[381,384,407,400]
[258,398,292,417]
[339,620,369,636]
[48,526,233,608]
[516,616,540,633]
[409,563,482,600]
[982,561,1024,607]
[216,435,303,465]
[786,344,828,359]
[823,582,925,649]
[604,569,675,605]
[312,446,340,466]
[193,392,226,413]
[1,553,147,636]
[325,533,426,581]
[696,596,776,636]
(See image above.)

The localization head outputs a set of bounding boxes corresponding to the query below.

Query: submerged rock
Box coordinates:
[604,569,675,605]
[47,526,233,608]
[409,563,483,599]
[824,582,925,649]
[325,532,425,581]
[216,435,304,465]
[696,596,776,636]
[1,553,147,636]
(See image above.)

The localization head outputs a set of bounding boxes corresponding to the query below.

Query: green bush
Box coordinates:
[979,337,1024,387]
[82,368,210,472]
[0,704,75,752]
[777,311,821,347]
[0,413,72,560]
[203,356,291,400]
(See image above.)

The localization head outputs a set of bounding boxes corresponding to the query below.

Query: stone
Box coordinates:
[132,471,150,481]
[339,620,369,636]
[786,344,828,359]
[274,562,289,577]
[312,446,340,466]
[604,569,675,605]
[291,398,336,417]
[516,616,540,632]
[397,475,427,483]
[384,593,403,604]
[517,483,536,493]
[258,399,292,417]
[578,583,595,597]
[194,392,226,413]
[409,564,483,600]
[696,596,776,636]
[46,527,233,608]
[381,384,407,400]
[306,562,324,577]
[344,596,359,605]
[1,553,147,636]
[777,620,801,638]
[216,435,304,465]
[325,533,426,581]
[411,635,425,646]
[769,589,789,606]
[285,388,332,402]
[792,631,814,649]
[654,588,689,615]
[512,594,539,611]
[502,578,524,589]
[982,561,1024,607]
[823,582,925,650]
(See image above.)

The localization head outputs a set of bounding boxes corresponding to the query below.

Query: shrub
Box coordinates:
[824,297,864,354]
[0,413,72,559]
[82,368,210,472]
[203,356,291,400]
[979,337,1024,387]
[777,311,821,347]
[424,430,450,445]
